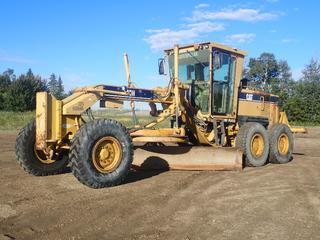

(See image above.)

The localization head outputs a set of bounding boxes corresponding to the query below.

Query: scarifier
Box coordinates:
[15,42,306,188]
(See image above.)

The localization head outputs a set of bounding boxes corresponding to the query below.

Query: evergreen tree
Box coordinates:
[3,68,16,81]
[56,75,65,99]
[26,68,33,78]
[0,68,70,111]
[48,73,58,97]
[0,70,12,110]
[3,69,47,111]
[47,73,66,99]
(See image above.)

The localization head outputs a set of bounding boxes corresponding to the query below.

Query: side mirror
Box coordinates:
[213,52,221,69]
[158,58,165,75]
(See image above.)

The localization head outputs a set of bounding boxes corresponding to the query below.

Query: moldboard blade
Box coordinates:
[132,146,243,171]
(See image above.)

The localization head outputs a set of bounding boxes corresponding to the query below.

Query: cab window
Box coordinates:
[213,52,236,114]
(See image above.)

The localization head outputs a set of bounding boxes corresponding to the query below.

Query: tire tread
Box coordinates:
[69,119,133,188]
[15,121,68,176]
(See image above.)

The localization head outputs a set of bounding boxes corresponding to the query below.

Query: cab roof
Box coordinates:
[164,41,247,57]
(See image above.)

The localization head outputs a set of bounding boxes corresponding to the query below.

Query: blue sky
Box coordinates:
[0,0,319,91]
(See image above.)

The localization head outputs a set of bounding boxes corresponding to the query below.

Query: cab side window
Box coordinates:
[213,52,236,114]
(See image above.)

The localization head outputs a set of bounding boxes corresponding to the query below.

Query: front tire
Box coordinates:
[69,119,133,189]
[236,122,270,167]
[15,121,69,176]
[268,124,294,164]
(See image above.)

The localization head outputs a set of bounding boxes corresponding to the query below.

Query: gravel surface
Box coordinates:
[0,129,319,240]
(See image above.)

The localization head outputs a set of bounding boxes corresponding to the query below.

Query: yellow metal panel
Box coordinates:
[238,100,270,118]
[269,103,279,126]
[36,92,48,149]
[131,128,185,137]
[104,99,124,109]
[56,100,62,141]
[62,92,101,115]
[279,111,289,125]
[290,127,308,133]
[278,111,307,133]
[35,92,63,149]
[132,136,187,143]
[48,94,58,142]
[61,116,79,139]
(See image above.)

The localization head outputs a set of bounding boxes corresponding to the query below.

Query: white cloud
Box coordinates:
[184,21,225,32]
[281,38,296,43]
[195,3,210,9]
[188,8,278,22]
[144,22,224,51]
[144,4,281,50]
[225,33,256,44]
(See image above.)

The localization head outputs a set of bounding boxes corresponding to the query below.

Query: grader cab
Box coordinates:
[15,42,306,188]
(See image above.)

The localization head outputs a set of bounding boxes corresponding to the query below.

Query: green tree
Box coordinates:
[300,58,320,122]
[48,73,58,96]
[48,74,66,99]
[245,53,279,91]
[56,75,65,99]
[3,69,47,111]
[245,53,297,110]
[274,60,295,106]
[0,69,14,110]
[3,68,16,81]
[285,59,320,123]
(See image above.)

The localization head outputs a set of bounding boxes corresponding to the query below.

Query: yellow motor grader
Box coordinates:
[15,42,306,188]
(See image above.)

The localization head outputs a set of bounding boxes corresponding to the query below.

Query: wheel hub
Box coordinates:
[34,145,56,164]
[250,133,265,158]
[92,136,122,173]
[278,133,289,155]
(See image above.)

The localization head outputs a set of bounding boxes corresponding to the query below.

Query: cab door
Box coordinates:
[212,51,236,115]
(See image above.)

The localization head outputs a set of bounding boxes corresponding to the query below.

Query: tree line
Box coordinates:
[0,54,320,124]
[0,69,69,111]
[244,54,320,124]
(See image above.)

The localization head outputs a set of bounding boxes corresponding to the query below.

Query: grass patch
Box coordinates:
[0,110,171,130]
[0,111,35,130]
[290,121,320,127]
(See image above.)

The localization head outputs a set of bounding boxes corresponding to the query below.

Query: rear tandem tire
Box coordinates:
[15,121,69,176]
[236,122,270,167]
[69,119,133,189]
[268,124,294,164]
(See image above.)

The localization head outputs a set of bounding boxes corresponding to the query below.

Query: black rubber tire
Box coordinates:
[268,124,294,164]
[15,121,69,176]
[236,122,270,167]
[69,119,133,189]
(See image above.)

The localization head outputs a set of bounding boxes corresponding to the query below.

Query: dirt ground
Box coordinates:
[0,129,320,240]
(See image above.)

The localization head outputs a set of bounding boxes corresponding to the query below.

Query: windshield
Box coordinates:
[168,49,211,113]
[169,49,210,82]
